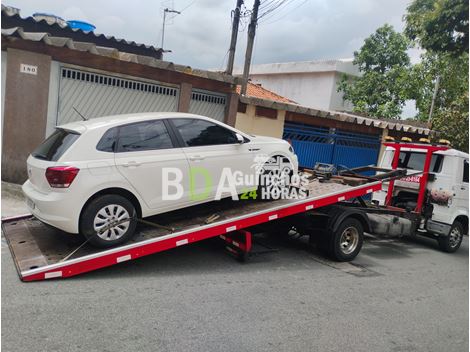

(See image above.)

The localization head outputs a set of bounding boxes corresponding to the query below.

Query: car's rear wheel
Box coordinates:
[80,194,137,248]
[317,218,363,262]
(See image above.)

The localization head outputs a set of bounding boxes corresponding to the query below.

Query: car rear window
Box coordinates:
[32,129,80,161]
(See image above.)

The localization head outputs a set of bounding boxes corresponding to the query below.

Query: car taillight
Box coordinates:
[45,166,79,188]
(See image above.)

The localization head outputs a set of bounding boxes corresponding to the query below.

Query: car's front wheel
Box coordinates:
[80,194,137,248]
[257,157,292,201]
[438,221,464,253]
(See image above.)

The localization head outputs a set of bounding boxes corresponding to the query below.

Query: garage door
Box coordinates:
[283,122,381,170]
[188,89,226,122]
[57,67,179,125]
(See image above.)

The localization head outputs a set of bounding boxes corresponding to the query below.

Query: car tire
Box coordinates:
[80,194,137,248]
[319,218,364,262]
[438,221,464,253]
[257,158,292,201]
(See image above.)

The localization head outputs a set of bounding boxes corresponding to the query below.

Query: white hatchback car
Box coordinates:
[23,112,298,247]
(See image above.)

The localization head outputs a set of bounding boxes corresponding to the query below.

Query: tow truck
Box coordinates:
[2,140,466,281]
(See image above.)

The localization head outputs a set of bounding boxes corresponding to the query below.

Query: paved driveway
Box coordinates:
[2,225,468,352]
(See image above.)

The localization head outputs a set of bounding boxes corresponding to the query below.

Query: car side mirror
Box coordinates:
[235,133,244,144]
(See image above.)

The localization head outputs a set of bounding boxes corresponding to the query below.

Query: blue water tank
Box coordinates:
[67,20,96,32]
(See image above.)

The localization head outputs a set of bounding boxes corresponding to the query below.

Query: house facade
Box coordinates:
[234,59,359,112]
[1,6,238,183]
[1,5,432,184]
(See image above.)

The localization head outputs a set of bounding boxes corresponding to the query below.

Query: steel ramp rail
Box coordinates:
[2,180,382,281]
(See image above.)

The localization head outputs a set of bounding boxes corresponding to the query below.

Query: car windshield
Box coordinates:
[32,129,80,161]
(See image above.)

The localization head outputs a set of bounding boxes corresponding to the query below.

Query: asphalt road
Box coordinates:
[2,228,468,352]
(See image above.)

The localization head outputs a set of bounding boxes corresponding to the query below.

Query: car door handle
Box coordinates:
[189,155,205,161]
[122,161,141,167]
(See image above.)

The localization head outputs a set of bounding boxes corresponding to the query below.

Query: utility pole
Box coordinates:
[240,0,260,95]
[226,0,244,75]
[161,8,181,59]
[428,75,440,123]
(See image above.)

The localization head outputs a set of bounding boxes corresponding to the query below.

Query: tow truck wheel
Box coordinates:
[80,194,137,248]
[438,221,464,253]
[327,218,364,262]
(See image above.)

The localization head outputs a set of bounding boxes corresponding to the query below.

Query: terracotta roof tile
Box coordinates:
[237,83,296,104]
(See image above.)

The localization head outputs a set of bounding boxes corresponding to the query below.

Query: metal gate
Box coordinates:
[57,67,179,124]
[283,122,381,170]
[188,89,226,122]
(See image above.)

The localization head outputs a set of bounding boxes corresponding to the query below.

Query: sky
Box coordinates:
[4,0,419,116]
[4,0,420,69]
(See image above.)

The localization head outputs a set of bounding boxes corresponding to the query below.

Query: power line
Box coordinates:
[220,49,230,71]
[166,0,198,21]
[257,0,290,20]
[258,0,278,12]
[260,0,308,24]
[180,0,197,13]
[258,0,297,22]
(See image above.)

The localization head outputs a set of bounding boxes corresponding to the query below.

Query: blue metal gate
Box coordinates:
[283,122,381,170]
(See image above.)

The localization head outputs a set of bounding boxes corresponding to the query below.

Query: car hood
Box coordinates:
[251,135,286,143]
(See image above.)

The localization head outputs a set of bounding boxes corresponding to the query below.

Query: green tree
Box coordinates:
[432,92,469,151]
[338,24,410,118]
[405,0,469,150]
[404,0,469,56]
[407,52,469,120]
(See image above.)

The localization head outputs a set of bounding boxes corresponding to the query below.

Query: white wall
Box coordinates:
[235,59,359,112]
[250,71,353,112]
[45,61,60,137]
[1,51,7,134]
[329,72,354,112]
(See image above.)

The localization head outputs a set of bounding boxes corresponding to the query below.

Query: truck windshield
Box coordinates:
[397,151,443,172]
[32,129,80,161]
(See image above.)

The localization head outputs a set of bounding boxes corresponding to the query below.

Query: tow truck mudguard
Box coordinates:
[426,219,451,236]
[318,204,372,234]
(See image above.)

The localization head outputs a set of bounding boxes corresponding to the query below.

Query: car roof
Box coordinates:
[58,112,220,132]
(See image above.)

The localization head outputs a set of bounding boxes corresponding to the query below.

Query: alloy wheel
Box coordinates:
[93,204,130,241]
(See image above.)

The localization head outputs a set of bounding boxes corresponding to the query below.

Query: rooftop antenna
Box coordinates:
[161,7,181,58]
[73,106,88,121]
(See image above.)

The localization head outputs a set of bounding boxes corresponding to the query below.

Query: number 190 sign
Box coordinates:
[20,64,38,75]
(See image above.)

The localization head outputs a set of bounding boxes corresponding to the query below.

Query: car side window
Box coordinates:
[97,127,118,152]
[463,160,469,183]
[117,120,173,152]
[172,118,237,147]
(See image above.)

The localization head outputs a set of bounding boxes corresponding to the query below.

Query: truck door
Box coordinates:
[452,158,469,211]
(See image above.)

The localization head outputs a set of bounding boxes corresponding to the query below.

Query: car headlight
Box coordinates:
[289,145,294,154]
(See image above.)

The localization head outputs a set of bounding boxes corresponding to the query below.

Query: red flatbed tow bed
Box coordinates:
[2,178,382,281]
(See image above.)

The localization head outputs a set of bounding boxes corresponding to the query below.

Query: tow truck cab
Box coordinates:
[373,145,469,237]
